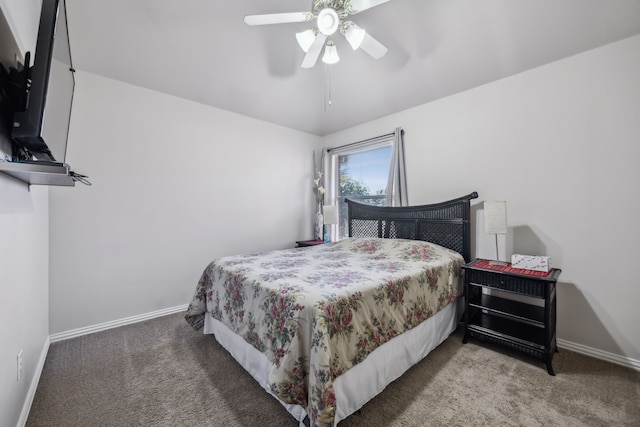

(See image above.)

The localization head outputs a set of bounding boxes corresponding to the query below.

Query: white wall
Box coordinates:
[48,71,322,334]
[0,1,49,426]
[324,35,640,363]
[0,182,49,427]
[0,0,40,56]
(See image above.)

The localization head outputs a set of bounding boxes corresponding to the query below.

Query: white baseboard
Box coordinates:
[49,304,189,343]
[49,306,640,374]
[557,338,640,372]
[17,336,50,427]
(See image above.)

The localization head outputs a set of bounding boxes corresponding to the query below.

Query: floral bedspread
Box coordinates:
[185,238,464,427]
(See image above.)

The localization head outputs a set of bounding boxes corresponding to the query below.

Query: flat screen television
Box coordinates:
[11,0,74,164]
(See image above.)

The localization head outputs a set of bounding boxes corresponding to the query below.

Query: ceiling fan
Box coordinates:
[244,0,391,69]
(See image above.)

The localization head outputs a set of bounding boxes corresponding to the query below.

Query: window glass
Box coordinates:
[335,144,393,238]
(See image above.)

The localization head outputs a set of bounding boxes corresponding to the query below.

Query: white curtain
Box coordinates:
[385,127,408,206]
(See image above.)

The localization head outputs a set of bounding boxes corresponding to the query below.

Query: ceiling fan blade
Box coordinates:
[301,34,328,68]
[244,12,311,26]
[349,0,391,13]
[359,32,388,59]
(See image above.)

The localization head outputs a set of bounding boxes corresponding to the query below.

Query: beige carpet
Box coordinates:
[27,312,640,426]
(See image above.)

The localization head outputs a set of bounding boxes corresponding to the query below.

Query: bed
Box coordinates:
[186,192,478,427]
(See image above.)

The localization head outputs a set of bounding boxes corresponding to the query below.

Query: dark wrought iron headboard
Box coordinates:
[346,192,479,262]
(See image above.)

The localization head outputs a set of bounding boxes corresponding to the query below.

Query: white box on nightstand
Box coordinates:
[511,254,551,272]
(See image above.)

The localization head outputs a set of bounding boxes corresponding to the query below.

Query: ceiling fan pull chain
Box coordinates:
[328,66,333,106]
[324,64,333,111]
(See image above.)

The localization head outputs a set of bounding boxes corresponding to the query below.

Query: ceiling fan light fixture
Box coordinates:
[317,8,340,36]
[296,29,316,52]
[343,22,366,50]
[244,0,390,69]
[322,40,340,64]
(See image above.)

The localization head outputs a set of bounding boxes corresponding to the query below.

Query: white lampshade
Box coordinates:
[484,201,508,234]
[344,22,366,50]
[296,29,316,53]
[323,205,338,225]
[322,41,340,64]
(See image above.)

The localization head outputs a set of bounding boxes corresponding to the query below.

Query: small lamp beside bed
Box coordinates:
[322,204,338,242]
[484,200,508,266]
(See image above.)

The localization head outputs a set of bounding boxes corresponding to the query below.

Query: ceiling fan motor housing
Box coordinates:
[317,8,340,35]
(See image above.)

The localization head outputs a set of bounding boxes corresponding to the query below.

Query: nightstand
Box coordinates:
[462,259,561,375]
[295,239,325,248]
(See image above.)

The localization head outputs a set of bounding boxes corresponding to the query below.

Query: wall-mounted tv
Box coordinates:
[11,0,74,164]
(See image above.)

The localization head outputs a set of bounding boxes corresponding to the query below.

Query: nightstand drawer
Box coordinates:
[467,269,546,298]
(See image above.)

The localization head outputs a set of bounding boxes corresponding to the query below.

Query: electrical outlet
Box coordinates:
[16,350,23,382]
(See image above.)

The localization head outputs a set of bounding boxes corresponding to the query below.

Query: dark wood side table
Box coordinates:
[462,259,561,375]
[295,239,325,248]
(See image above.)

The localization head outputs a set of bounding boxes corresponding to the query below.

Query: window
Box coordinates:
[325,129,406,240]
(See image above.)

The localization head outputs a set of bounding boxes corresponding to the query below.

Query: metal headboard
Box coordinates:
[346,192,478,262]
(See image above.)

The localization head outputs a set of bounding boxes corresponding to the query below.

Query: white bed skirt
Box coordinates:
[204,298,462,426]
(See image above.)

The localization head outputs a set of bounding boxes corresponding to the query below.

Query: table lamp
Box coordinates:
[484,201,508,265]
[322,205,338,243]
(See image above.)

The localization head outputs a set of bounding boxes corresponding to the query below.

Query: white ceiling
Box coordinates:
[66,0,640,136]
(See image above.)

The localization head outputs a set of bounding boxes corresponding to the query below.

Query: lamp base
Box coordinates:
[489,260,510,267]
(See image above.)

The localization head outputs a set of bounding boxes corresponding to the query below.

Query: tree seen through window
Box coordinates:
[336,145,392,237]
